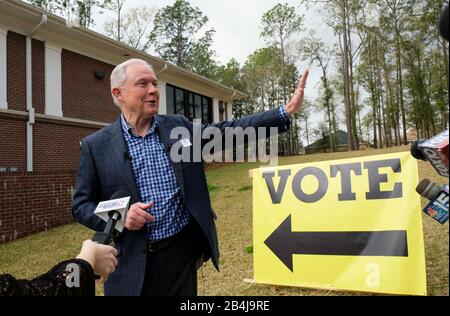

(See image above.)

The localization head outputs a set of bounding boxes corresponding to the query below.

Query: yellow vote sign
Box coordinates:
[253,152,426,295]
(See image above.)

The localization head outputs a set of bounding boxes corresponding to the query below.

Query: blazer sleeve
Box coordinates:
[72,139,106,232]
[200,107,290,148]
[0,259,95,296]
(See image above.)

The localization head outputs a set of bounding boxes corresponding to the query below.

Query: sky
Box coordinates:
[91,0,345,142]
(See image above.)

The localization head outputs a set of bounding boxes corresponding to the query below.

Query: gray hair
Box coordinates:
[110,59,154,107]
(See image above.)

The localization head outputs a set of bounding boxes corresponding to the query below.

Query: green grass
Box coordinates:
[0,145,448,296]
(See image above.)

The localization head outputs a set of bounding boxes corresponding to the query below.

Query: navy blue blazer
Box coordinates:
[72,108,289,296]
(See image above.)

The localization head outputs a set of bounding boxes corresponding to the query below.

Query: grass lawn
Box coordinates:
[0,145,448,296]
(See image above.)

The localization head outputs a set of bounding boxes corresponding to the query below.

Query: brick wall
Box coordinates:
[1,33,119,242]
[7,31,26,112]
[33,121,98,172]
[32,39,45,114]
[0,117,27,171]
[62,49,120,123]
[0,171,77,242]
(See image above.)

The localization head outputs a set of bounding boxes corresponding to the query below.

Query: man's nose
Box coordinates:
[148,84,158,94]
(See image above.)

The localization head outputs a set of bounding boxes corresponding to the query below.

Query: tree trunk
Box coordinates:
[347,10,358,150]
[394,16,407,144]
[340,1,354,151]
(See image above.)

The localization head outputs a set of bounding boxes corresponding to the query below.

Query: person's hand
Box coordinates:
[285,69,309,116]
[76,240,118,282]
[124,202,155,230]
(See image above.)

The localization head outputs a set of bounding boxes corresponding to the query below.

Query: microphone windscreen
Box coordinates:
[416,178,431,196]
[410,140,426,161]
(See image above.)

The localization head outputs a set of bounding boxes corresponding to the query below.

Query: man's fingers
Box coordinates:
[125,202,156,230]
[133,207,155,222]
[136,201,154,209]
[144,213,155,222]
[129,214,147,225]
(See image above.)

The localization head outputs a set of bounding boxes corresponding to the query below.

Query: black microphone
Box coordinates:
[124,151,132,161]
[439,4,449,41]
[416,179,448,224]
[92,191,130,245]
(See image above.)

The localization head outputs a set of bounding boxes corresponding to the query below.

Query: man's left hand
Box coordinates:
[285,69,309,116]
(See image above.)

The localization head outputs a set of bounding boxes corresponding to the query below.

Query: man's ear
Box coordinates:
[112,87,121,99]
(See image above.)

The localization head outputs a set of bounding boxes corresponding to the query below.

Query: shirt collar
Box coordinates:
[120,113,158,138]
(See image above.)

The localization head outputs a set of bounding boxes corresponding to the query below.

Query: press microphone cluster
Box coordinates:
[410,129,449,177]
[416,179,449,224]
[92,191,131,245]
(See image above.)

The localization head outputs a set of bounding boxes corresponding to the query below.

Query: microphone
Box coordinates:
[124,151,132,161]
[439,4,449,41]
[92,191,131,245]
[410,129,449,177]
[416,179,449,224]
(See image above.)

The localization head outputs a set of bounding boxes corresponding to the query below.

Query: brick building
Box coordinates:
[0,0,245,242]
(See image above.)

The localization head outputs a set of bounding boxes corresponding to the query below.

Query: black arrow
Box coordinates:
[264,215,408,272]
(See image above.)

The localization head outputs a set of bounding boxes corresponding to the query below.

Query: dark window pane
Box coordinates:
[203,97,212,123]
[186,92,194,120]
[218,100,224,122]
[224,102,228,120]
[166,86,175,114]
[166,84,212,122]
[194,95,202,120]
[175,88,184,115]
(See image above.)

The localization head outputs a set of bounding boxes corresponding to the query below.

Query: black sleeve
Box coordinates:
[0,259,95,296]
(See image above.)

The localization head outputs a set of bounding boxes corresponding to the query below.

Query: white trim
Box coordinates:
[45,42,63,117]
[157,80,167,115]
[35,112,109,128]
[213,98,219,123]
[0,108,109,128]
[45,42,62,53]
[0,26,7,109]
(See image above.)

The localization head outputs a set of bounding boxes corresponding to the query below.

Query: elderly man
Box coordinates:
[73,58,308,296]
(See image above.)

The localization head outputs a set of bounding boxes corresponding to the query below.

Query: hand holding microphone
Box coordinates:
[76,240,118,283]
[89,192,155,282]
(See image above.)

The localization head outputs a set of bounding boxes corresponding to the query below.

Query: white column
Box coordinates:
[45,42,63,116]
[0,27,7,109]
[212,98,220,123]
[227,101,233,120]
[157,80,167,115]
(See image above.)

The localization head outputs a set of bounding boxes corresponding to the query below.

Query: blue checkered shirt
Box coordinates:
[278,105,290,122]
[120,114,190,241]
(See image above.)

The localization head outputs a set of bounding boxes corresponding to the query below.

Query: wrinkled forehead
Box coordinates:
[125,63,157,83]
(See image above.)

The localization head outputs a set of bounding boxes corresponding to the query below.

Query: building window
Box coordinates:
[166,84,212,123]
